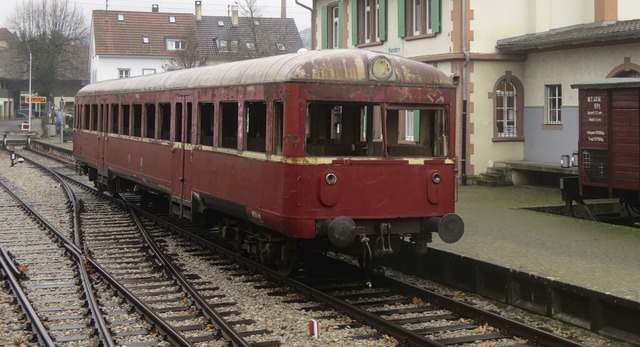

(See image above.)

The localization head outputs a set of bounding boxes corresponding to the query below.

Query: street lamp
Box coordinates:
[28,48,32,132]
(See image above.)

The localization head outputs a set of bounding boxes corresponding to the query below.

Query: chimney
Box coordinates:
[595,0,617,22]
[231,4,238,26]
[281,0,286,18]
[195,1,202,21]
[152,4,159,12]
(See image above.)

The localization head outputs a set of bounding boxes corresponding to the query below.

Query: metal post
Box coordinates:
[28,50,32,132]
[60,96,64,143]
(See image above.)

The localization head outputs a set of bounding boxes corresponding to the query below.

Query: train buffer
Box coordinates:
[2,130,37,148]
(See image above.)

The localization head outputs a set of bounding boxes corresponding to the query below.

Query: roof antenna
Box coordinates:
[106,0,108,11]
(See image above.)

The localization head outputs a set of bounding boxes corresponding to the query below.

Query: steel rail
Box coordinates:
[12,153,116,346]
[127,202,253,347]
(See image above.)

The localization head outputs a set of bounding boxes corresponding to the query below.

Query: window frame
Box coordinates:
[399,0,441,39]
[166,38,186,51]
[490,72,524,141]
[118,68,130,79]
[545,84,562,125]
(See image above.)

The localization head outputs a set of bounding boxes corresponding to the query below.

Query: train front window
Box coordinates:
[305,102,449,157]
[306,102,383,157]
[385,106,449,157]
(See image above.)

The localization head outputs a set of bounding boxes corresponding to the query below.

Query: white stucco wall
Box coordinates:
[523,44,640,107]
[93,56,168,82]
[468,61,526,173]
[471,0,596,53]
[618,0,640,20]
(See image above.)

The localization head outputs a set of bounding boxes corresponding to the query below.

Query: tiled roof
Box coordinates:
[196,16,304,61]
[92,10,196,56]
[496,19,640,52]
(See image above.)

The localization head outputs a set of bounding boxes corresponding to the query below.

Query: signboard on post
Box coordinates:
[24,96,47,103]
[21,123,30,131]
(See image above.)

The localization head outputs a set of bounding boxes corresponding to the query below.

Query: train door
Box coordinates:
[171,94,194,218]
[97,101,108,176]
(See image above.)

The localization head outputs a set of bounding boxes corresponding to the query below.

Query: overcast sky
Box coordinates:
[1,0,312,31]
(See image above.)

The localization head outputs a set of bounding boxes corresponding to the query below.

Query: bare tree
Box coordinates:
[236,0,295,59]
[162,28,206,71]
[7,0,87,99]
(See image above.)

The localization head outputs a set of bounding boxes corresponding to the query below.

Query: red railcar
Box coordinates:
[563,78,640,217]
[74,49,463,271]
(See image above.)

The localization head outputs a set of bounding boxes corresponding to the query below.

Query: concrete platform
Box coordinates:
[432,184,640,304]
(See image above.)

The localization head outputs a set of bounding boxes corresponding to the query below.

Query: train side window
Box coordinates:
[145,103,156,139]
[175,102,183,142]
[111,104,120,134]
[83,105,90,130]
[133,104,142,137]
[273,101,284,155]
[198,102,214,146]
[245,101,266,152]
[186,102,193,144]
[122,104,131,135]
[91,104,98,131]
[159,103,171,140]
[220,102,238,149]
[98,104,105,132]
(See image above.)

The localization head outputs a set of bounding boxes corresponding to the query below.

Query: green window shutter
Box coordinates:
[398,0,406,38]
[321,6,328,49]
[351,0,359,46]
[431,0,441,34]
[379,0,387,41]
[338,0,344,47]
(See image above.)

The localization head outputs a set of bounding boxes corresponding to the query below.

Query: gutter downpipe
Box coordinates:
[295,0,312,12]
[461,0,470,185]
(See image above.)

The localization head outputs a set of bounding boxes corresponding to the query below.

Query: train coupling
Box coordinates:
[426,213,464,243]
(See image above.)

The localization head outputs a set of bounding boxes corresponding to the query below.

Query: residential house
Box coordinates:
[311,0,640,183]
[90,2,305,82]
[195,5,304,64]
[0,28,23,119]
[89,6,196,82]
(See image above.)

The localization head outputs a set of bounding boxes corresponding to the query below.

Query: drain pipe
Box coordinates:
[461,0,470,185]
[295,0,312,12]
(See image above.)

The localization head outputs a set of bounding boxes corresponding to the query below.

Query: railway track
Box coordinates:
[131,204,592,347]
[7,146,629,346]
[2,149,281,346]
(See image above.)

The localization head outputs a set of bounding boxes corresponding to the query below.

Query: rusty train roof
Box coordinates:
[77,49,453,96]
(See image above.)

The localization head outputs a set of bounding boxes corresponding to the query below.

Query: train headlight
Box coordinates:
[432,172,441,184]
[370,56,393,81]
[325,172,338,185]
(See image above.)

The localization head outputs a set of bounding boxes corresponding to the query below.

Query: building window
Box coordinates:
[117,13,124,21]
[331,5,340,48]
[218,39,228,52]
[168,16,176,23]
[351,0,387,45]
[546,85,562,124]
[142,68,156,75]
[399,0,441,38]
[363,0,379,43]
[276,43,286,51]
[491,73,524,140]
[118,68,130,79]
[246,42,255,49]
[142,35,149,44]
[321,3,341,49]
[166,39,186,50]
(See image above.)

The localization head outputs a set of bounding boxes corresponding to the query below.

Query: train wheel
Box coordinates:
[276,254,299,276]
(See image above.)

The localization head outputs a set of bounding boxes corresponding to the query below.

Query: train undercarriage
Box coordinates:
[81,165,463,275]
